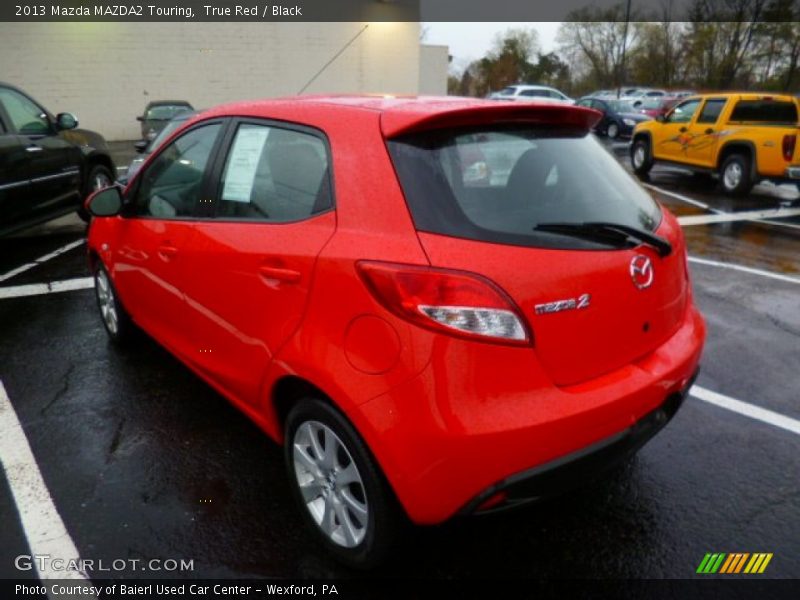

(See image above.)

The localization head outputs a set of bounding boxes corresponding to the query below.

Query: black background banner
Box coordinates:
[3,579,800,600]
[1,0,787,23]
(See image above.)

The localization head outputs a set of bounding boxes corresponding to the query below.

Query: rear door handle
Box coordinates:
[158,244,179,260]
[258,266,301,283]
[25,145,43,153]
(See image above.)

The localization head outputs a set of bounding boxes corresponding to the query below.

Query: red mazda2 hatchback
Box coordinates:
[85,96,705,567]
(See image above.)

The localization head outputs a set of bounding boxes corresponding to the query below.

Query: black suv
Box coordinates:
[0,83,115,236]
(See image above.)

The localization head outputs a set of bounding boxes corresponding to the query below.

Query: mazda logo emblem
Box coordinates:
[630,255,654,289]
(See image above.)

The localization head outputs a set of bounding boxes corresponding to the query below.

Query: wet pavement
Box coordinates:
[1,142,798,585]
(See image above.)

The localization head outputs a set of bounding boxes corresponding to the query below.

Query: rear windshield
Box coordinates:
[729,100,798,124]
[387,127,662,250]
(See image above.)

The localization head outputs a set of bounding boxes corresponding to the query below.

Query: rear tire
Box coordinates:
[94,264,134,344]
[719,154,753,197]
[631,138,653,179]
[284,398,402,568]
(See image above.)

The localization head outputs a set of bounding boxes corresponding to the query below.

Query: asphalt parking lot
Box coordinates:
[1,140,799,586]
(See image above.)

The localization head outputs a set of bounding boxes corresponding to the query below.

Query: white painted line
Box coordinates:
[687,256,800,285]
[691,385,800,437]
[0,380,88,582]
[678,207,800,226]
[643,183,715,211]
[116,166,127,172]
[0,277,94,300]
[0,239,85,283]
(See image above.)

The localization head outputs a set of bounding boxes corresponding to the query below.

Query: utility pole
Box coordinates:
[618,0,633,98]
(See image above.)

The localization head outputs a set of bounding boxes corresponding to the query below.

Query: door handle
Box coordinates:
[679,127,687,133]
[704,128,714,134]
[25,145,43,153]
[157,244,179,260]
[258,266,301,283]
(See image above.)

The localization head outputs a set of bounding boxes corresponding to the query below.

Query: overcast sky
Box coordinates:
[423,22,562,73]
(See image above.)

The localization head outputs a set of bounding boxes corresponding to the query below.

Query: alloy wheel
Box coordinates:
[95,269,119,335]
[723,162,742,190]
[292,420,369,548]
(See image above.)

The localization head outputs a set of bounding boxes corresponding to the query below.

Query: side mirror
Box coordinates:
[134,140,148,153]
[56,113,78,130]
[656,115,665,123]
[136,115,144,122]
[86,186,123,217]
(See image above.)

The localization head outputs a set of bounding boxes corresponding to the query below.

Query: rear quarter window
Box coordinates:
[729,100,798,124]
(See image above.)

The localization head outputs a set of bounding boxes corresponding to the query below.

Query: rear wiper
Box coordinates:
[534,221,672,257]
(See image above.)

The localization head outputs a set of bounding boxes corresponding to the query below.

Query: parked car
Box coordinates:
[631,93,800,195]
[137,100,193,141]
[638,96,680,119]
[0,82,115,235]
[123,110,198,184]
[624,89,668,107]
[489,85,573,103]
[576,96,652,138]
[85,96,705,567]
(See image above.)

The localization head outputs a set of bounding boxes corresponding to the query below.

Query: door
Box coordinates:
[0,86,81,217]
[0,116,33,232]
[183,121,337,404]
[653,98,703,162]
[111,121,224,358]
[684,98,727,167]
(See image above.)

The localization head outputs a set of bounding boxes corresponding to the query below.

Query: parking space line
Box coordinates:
[0,380,88,582]
[0,239,85,283]
[691,385,800,437]
[0,277,94,300]
[643,183,716,212]
[687,256,800,285]
[678,207,800,226]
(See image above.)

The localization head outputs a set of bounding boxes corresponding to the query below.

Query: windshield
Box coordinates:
[147,117,190,152]
[387,126,662,250]
[145,104,192,120]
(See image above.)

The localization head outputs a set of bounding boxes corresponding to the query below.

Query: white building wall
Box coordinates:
[418,44,449,96]
[0,22,422,140]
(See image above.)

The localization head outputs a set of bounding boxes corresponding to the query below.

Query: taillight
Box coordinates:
[356,261,531,346]
[783,134,796,162]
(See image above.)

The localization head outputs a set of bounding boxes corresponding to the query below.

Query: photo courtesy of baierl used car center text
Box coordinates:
[1,0,798,598]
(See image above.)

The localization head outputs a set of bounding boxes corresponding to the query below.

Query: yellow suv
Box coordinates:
[631,93,800,196]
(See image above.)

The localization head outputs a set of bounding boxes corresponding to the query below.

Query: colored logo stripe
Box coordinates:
[697,552,773,574]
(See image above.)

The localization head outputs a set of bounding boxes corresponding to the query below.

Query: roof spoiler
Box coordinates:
[381,103,602,138]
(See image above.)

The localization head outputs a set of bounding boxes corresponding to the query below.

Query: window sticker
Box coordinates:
[222,126,270,203]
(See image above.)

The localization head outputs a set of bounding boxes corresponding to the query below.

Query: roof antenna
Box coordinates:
[297,24,370,94]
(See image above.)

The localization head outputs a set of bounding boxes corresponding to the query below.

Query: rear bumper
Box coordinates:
[785,166,800,180]
[459,369,698,515]
[358,304,705,524]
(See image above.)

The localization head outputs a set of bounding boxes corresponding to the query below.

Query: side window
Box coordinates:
[666,99,701,124]
[576,99,592,108]
[133,123,221,218]
[0,88,50,135]
[696,99,727,124]
[217,123,331,222]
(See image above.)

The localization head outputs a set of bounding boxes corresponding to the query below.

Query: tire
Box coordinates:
[94,264,134,344]
[606,121,620,139]
[719,153,753,197]
[631,137,653,178]
[284,398,402,568]
[80,164,115,222]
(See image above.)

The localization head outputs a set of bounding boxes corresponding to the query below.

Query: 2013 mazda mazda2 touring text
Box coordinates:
[85,96,706,567]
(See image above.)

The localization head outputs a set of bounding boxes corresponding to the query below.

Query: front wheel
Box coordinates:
[631,138,653,178]
[94,264,134,344]
[285,398,402,568]
[80,164,115,222]
[606,122,620,140]
[719,154,753,197]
